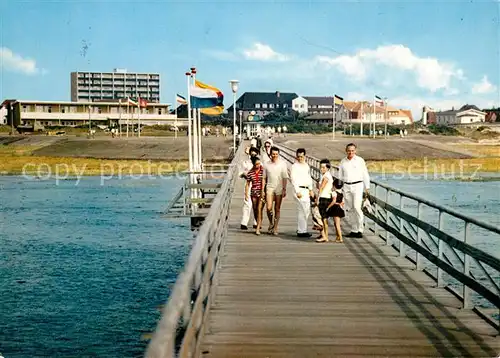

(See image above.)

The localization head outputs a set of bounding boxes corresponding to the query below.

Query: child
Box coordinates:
[310,194,323,232]
[316,159,333,243]
[245,156,265,235]
[326,178,345,243]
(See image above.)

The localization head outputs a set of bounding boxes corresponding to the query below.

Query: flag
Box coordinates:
[375,95,384,107]
[127,97,137,106]
[190,80,224,109]
[138,97,148,108]
[176,94,187,105]
[200,106,224,116]
[334,94,344,106]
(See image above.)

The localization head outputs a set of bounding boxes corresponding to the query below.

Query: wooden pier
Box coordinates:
[147,144,500,358]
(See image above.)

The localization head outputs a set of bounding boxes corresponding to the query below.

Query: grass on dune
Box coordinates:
[453,144,500,157]
[366,157,500,175]
[0,145,188,175]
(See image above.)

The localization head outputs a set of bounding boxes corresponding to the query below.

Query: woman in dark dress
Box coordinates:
[326,178,345,243]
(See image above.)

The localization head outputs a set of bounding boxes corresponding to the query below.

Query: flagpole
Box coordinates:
[191,68,199,171]
[118,99,122,137]
[126,100,129,138]
[186,72,193,174]
[137,99,141,138]
[332,96,336,141]
[174,98,178,139]
[384,98,388,139]
[372,96,376,139]
[360,102,364,136]
[197,107,202,170]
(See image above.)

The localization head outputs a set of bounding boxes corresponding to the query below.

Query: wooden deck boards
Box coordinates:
[198,157,499,357]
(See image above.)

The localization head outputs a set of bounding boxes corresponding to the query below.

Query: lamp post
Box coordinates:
[238,110,243,142]
[229,79,239,151]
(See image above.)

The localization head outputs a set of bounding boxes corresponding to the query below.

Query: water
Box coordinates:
[373,174,500,252]
[0,176,192,358]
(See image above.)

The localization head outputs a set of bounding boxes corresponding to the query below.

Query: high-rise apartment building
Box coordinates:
[70,68,160,103]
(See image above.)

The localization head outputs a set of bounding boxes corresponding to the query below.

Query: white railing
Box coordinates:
[145,145,243,357]
[277,143,500,332]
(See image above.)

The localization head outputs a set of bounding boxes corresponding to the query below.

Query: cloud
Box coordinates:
[242,42,289,62]
[471,75,497,94]
[315,44,463,93]
[0,47,40,75]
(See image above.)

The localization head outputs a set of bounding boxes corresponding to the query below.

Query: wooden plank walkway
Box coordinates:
[198,157,499,357]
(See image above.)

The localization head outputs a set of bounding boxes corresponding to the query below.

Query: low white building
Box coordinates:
[0,105,6,125]
[435,105,486,125]
[291,96,308,113]
[3,99,179,128]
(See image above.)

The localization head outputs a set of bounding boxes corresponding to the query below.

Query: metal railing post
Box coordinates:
[463,221,471,309]
[399,195,405,257]
[385,188,390,246]
[373,184,379,236]
[437,211,445,287]
[416,202,423,270]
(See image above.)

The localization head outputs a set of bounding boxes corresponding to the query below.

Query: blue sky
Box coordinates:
[1,0,499,117]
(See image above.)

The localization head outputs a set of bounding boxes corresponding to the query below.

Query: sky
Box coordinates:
[1,0,499,119]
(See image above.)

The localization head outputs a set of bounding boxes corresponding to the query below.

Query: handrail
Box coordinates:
[276,143,500,332]
[276,143,500,235]
[146,144,244,358]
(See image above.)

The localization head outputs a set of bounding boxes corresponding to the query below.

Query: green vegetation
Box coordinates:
[427,125,461,136]
[0,125,13,133]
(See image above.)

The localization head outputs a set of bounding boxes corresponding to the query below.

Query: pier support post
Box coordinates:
[463,221,472,309]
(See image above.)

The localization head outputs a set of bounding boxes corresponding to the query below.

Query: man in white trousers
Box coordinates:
[239,146,259,230]
[290,148,313,237]
[338,143,370,238]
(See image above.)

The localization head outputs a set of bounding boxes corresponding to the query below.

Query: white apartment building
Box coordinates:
[71,68,160,103]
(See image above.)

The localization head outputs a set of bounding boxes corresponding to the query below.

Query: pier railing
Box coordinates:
[146,145,243,358]
[277,143,500,332]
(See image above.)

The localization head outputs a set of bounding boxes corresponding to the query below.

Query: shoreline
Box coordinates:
[1,156,498,177]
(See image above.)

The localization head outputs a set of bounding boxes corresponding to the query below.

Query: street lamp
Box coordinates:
[229,79,239,151]
[238,110,243,142]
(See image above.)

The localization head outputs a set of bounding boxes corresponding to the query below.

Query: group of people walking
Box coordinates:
[238,140,371,242]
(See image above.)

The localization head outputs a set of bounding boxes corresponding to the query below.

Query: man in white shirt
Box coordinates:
[239,146,259,230]
[290,148,313,237]
[263,146,288,235]
[338,143,370,238]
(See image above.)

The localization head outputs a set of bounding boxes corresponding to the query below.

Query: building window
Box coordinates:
[262,103,268,109]
[300,104,304,108]
[47,106,52,113]
[158,108,162,115]
[283,103,287,108]
[255,103,260,108]
[269,103,274,109]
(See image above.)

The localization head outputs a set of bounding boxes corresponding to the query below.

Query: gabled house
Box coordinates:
[435,105,486,125]
[227,91,298,121]
[303,96,334,114]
